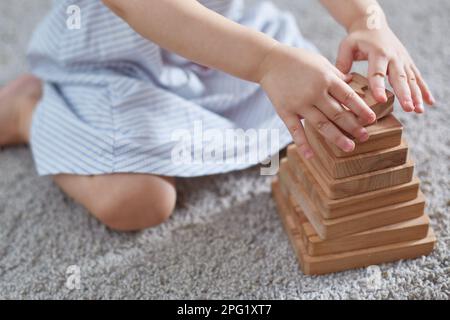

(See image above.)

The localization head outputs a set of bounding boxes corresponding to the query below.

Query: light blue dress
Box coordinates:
[27,0,317,177]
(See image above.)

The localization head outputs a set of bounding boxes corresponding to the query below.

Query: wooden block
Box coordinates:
[287,149,419,218]
[288,145,414,200]
[285,195,430,256]
[279,159,424,239]
[327,114,403,158]
[278,174,309,225]
[348,80,367,97]
[272,178,305,246]
[305,121,408,178]
[272,179,436,275]
[349,72,395,120]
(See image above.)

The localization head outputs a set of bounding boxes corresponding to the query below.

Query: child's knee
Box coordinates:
[90,178,176,231]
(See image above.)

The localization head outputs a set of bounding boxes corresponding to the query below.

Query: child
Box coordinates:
[0,0,434,231]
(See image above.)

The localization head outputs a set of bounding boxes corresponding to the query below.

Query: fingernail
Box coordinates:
[368,112,377,124]
[416,103,424,113]
[358,128,369,142]
[374,88,387,102]
[344,74,353,82]
[404,100,415,112]
[342,140,355,152]
[304,149,314,159]
[430,95,436,105]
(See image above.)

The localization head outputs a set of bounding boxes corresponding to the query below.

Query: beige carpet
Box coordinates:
[0,0,448,299]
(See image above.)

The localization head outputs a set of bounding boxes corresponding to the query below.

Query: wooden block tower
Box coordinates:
[272,73,435,275]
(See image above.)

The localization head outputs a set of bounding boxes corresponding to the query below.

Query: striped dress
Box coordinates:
[27,0,317,177]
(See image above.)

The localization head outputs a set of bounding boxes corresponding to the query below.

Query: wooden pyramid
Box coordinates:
[272,73,435,275]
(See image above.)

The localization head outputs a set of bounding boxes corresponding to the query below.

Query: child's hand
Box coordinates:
[336,19,435,113]
[258,45,377,158]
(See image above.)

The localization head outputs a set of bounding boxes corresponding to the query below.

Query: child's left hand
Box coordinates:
[335,19,435,113]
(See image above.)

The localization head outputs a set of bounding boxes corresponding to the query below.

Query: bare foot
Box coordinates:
[0,74,42,146]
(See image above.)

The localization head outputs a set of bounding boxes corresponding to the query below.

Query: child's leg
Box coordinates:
[0,75,41,145]
[53,174,176,231]
[0,75,176,231]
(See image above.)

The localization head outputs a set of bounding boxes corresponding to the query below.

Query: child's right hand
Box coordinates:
[258,44,377,159]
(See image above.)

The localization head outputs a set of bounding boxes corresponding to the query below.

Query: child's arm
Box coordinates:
[320,0,435,112]
[103,0,277,83]
[103,0,377,158]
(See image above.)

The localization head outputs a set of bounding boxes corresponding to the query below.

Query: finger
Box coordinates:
[388,61,414,112]
[305,105,355,153]
[336,37,355,74]
[281,112,314,159]
[354,51,368,61]
[329,78,377,125]
[330,64,353,82]
[315,95,369,142]
[368,52,389,102]
[411,64,435,106]
[405,67,424,113]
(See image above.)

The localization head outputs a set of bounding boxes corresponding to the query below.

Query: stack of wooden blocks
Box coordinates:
[272,73,435,275]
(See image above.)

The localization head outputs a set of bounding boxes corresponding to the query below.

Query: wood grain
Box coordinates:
[350,72,395,120]
[287,149,419,218]
[279,159,424,239]
[285,195,429,256]
[327,114,403,158]
[288,144,414,199]
[305,121,408,178]
[272,179,435,275]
